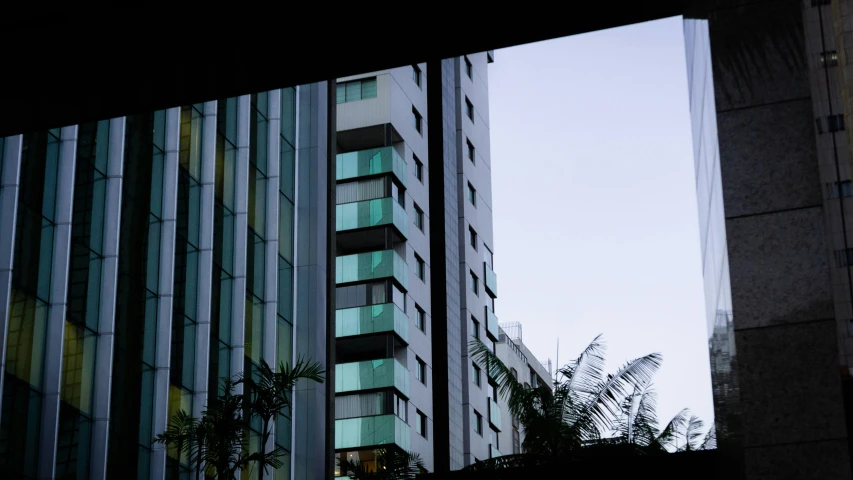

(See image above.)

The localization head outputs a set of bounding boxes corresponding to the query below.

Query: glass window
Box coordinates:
[415,254,425,281]
[470,271,479,295]
[821,50,839,67]
[415,304,426,332]
[472,317,480,340]
[467,139,475,163]
[414,156,423,182]
[337,78,378,103]
[468,183,476,207]
[361,78,377,99]
[469,226,477,250]
[465,97,474,121]
[416,410,427,438]
[474,411,483,435]
[414,204,424,231]
[412,65,422,87]
[465,56,473,78]
[416,357,427,385]
[412,107,423,134]
[473,363,481,387]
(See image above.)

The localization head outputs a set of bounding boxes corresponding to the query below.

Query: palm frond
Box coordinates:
[684,414,705,451]
[469,340,533,421]
[653,408,689,452]
[699,424,717,450]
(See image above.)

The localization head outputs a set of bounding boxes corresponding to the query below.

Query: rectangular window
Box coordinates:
[470,270,479,296]
[473,363,481,387]
[465,97,474,121]
[825,114,845,133]
[415,304,426,332]
[415,254,425,281]
[491,427,500,449]
[472,317,480,340]
[416,357,427,385]
[821,51,839,67]
[414,204,424,231]
[474,411,483,435]
[412,65,422,86]
[417,410,428,438]
[336,77,378,104]
[467,139,475,163]
[827,180,853,199]
[468,182,477,207]
[414,155,424,182]
[465,56,473,78]
[469,226,478,250]
[412,107,423,134]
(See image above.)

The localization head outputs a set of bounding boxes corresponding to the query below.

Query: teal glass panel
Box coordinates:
[281,87,296,147]
[486,307,499,341]
[275,415,292,451]
[55,404,93,479]
[277,257,293,321]
[334,415,410,451]
[336,198,408,237]
[279,195,294,262]
[335,250,408,289]
[37,219,55,301]
[276,316,293,371]
[361,78,377,99]
[145,215,161,293]
[335,303,408,342]
[245,294,263,364]
[336,84,346,104]
[345,82,361,102]
[336,147,407,186]
[41,130,60,222]
[335,358,409,396]
[248,167,266,237]
[179,106,203,180]
[489,398,502,431]
[484,262,497,297]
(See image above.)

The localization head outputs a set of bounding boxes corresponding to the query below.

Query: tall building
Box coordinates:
[0,87,333,479]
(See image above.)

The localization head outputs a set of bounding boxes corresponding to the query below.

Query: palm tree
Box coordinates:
[469,335,662,460]
[201,378,247,479]
[652,408,705,452]
[338,448,425,480]
[153,409,200,480]
[611,383,661,449]
[238,357,325,480]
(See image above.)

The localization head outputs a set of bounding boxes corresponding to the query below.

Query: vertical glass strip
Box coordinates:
[0,135,23,420]
[230,95,250,387]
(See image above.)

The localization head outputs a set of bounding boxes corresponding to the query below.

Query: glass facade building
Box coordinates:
[0,85,330,479]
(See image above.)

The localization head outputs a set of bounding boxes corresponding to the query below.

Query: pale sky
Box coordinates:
[489,16,715,434]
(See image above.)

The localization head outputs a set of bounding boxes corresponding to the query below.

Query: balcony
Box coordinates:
[336,146,407,186]
[335,415,411,451]
[336,303,409,342]
[337,249,408,289]
[485,306,499,341]
[484,262,497,297]
[490,444,502,459]
[335,358,410,397]
[489,397,502,431]
[337,198,408,238]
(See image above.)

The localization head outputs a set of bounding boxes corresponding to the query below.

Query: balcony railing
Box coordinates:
[336,197,408,238]
[336,303,409,342]
[334,415,411,451]
[336,146,407,186]
[336,249,408,289]
[489,397,502,431]
[490,444,502,459]
[485,306,499,341]
[484,262,497,297]
[335,358,410,397]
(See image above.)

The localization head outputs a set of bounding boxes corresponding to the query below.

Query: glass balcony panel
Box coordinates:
[335,358,409,397]
[336,198,408,238]
[336,147,407,186]
[336,303,408,342]
[334,415,410,451]
[484,262,497,297]
[489,398,502,431]
[485,307,499,340]
[336,250,408,289]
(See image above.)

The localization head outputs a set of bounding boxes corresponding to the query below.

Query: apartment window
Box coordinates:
[473,363,482,387]
[471,317,480,340]
[415,304,426,332]
[474,411,483,435]
[484,245,494,268]
[336,77,378,104]
[414,204,424,231]
[818,114,845,134]
[465,56,473,78]
[412,65,422,87]
[469,226,478,250]
[827,180,853,199]
[470,270,479,295]
[467,139,475,163]
[490,427,500,450]
[510,367,518,380]
[416,357,427,385]
[468,182,477,206]
[414,155,424,182]
[465,97,474,121]
[412,107,423,134]
[415,254,425,281]
[416,410,427,438]
[489,382,499,401]
[821,51,839,67]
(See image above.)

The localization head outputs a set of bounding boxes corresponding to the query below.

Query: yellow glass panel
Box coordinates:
[60,321,95,413]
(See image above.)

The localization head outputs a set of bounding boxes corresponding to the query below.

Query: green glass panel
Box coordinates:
[335,198,408,237]
[336,147,407,187]
[361,78,377,99]
[60,321,97,414]
[335,358,409,397]
[276,316,293,371]
[5,290,48,389]
[489,398,502,431]
[245,294,263,364]
[345,82,361,102]
[486,307,499,341]
[336,84,346,104]
[484,262,498,297]
[334,415,410,451]
[335,250,408,289]
[277,257,293,321]
[279,195,294,262]
[281,87,296,146]
[335,303,408,341]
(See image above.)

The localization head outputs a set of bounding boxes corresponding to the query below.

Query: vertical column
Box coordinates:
[90,117,126,480]
[149,108,180,480]
[231,95,251,387]
[193,101,217,419]
[0,135,23,414]
[38,125,78,479]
